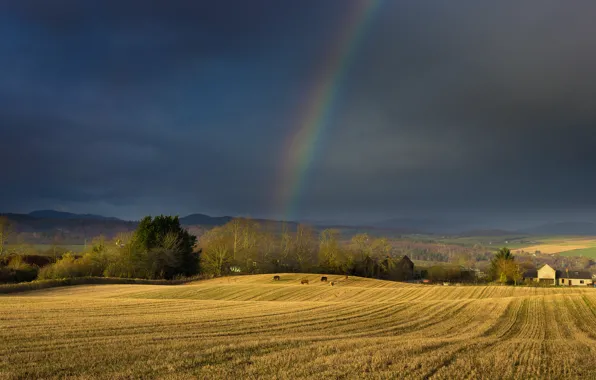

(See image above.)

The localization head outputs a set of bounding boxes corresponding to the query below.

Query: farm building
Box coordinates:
[523,264,593,286]
[397,255,414,279]
[559,269,593,286]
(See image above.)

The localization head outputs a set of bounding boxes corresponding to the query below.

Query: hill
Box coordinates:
[518,221,596,235]
[179,213,233,226]
[1,274,595,378]
[1,212,137,245]
[28,210,122,221]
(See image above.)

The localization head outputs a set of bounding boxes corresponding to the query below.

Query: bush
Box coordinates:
[0,256,39,283]
[19,255,53,267]
[37,253,95,280]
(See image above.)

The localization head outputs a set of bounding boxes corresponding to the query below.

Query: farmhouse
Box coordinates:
[559,269,593,286]
[523,264,593,286]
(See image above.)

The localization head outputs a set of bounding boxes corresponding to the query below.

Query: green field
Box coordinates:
[559,246,596,258]
[1,274,596,378]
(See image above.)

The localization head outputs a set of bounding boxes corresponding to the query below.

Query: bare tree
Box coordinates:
[319,229,341,271]
[351,233,371,259]
[294,224,316,272]
[0,216,13,258]
[227,219,243,261]
[257,231,277,272]
[51,231,65,262]
[200,227,231,277]
[371,237,392,258]
[279,222,293,265]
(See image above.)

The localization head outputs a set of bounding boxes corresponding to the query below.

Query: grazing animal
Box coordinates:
[330,282,335,286]
[345,275,349,280]
[273,275,280,281]
[321,276,328,282]
[301,279,309,285]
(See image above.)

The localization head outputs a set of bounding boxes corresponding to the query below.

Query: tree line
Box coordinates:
[1,216,416,282]
[199,219,414,280]
[0,214,536,285]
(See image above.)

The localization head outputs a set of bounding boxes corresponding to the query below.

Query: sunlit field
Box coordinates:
[2,274,596,379]
[511,237,596,257]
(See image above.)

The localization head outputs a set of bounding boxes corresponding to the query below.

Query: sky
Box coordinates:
[1,1,596,225]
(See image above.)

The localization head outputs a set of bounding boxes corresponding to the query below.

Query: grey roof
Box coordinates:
[559,270,592,279]
[523,269,538,278]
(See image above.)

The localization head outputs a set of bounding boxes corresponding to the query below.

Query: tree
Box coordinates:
[490,247,514,280]
[351,234,370,257]
[371,238,392,258]
[104,232,143,278]
[234,219,260,272]
[199,226,231,277]
[496,258,524,285]
[351,234,377,277]
[133,215,198,278]
[256,230,277,273]
[227,219,243,261]
[319,229,341,273]
[279,222,293,267]
[293,224,316,272]
[0,216,13,258]
[51,231,65,263]
[490,247,525,285]
[511,262,524,285]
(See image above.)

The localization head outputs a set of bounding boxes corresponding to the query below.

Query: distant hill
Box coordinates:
[28,210,122,221]
[1,212,137,245]
[518,222,596,236]
[179,213,232,226]
[372,217,470,234]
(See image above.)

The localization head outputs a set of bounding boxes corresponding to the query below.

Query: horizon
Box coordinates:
[7,208,596,233]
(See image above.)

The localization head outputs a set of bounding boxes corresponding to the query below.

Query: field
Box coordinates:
[510,237,596,257]
[2,275,596,379]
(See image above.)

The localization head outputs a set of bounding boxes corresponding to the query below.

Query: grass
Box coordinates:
[1,274,596,378]
[559,246,596,258]
[0,277,192,295]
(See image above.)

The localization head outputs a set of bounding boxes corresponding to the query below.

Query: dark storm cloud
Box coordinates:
[303,0,596,219]
[1,0,596,222]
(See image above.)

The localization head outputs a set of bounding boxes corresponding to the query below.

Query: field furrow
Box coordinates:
[1,274,596,379]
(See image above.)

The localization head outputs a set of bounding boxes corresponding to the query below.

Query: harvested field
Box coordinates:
[1,274,596,379]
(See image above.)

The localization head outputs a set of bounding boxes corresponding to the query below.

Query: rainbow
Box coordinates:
[277,0,383,220]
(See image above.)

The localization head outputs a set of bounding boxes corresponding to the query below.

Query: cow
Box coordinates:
[330,282,335,286]
[301,279,309,285]
[273,275,280,281]
[321,276,328,282]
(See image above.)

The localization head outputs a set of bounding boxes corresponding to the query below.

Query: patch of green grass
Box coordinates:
[559,247,596,258]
